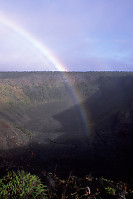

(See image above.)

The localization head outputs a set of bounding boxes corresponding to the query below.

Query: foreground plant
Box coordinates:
[0,170,47,198]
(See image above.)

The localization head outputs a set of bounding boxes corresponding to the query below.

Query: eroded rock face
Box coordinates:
[115,107,133,136]
[0,120,30,158]
[84,77,133,179]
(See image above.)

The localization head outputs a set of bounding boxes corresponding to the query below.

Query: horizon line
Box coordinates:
[0,70,133,73]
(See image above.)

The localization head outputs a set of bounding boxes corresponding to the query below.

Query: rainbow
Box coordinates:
[0,14,91,134]
[0,14,66,72]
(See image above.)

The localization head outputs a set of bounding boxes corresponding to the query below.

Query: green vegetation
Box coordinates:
[0,170,130,199]
[105,186,116,195]
[0,170,48,199]
[15,126,34,137]
[1,71,132,107]
[100,177,113,183]
[0,169,132,199]
[46,172,132,199]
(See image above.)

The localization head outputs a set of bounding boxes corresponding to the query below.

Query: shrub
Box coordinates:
[0,170,47,198]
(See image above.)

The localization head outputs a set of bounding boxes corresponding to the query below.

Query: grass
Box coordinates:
[0,170,48,199]
[0,169,132,199]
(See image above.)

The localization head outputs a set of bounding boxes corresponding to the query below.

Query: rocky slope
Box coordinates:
[0,120,30,158]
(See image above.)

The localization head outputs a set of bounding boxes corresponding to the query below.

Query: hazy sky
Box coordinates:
[0,0,133,71]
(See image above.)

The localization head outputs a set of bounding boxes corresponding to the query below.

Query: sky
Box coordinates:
[0,0,133,71]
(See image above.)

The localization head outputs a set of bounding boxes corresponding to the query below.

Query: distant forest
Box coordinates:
[0,71,132,106]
